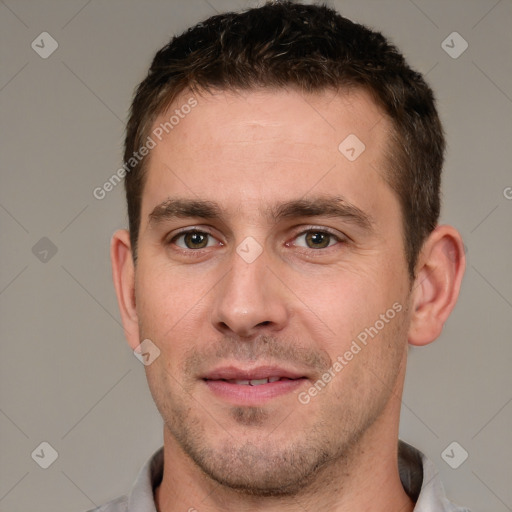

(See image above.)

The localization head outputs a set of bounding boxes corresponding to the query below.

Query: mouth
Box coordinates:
[217,376,296,386]
[202,366,309,405]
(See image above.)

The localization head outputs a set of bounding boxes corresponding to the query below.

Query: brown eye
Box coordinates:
[305,232,331,249]
[294,230,339,250]
[172,231,216,250]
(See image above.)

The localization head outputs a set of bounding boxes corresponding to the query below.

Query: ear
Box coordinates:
[110,229,140,350]
[408,225,466,346]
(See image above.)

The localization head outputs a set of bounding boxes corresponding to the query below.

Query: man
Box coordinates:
[99,1,468,510]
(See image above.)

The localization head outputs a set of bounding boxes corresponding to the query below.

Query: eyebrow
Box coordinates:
[148,195,374,231]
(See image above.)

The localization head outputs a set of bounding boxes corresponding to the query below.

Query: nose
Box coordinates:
[210,246,291,339]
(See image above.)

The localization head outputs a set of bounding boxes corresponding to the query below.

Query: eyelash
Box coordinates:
[167,227,346,255]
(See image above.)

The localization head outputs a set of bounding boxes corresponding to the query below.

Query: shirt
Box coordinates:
[87,440,471,511]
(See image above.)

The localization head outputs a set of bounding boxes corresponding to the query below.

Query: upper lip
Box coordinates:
[202,365,306,381]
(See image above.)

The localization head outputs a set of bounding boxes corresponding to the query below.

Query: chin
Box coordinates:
[175,430,336,497]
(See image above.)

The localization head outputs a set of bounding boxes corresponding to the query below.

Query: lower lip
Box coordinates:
[204,378,307,405]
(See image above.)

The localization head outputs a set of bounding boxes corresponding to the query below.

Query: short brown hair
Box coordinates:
[124,1,444,278]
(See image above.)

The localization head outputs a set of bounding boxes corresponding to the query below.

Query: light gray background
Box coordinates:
[1,0,511,511]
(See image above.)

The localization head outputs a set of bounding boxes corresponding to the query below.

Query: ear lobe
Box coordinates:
[408,225,466,346]
[110,229,140,350]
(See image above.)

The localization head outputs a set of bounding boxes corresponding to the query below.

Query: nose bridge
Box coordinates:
[211,242,289,337]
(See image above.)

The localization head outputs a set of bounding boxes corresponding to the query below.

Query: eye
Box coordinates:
[292,229,342,250]
[170,230,219,250]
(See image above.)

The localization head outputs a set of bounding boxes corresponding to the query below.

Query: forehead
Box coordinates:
[156,86,387,154]
[140,87,396,226]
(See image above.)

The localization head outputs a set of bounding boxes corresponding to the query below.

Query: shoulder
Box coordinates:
[405,442,472,512]
[85,495,128,512]
[82,446,163,512]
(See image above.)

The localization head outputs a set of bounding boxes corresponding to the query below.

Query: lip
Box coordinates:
[202,365,309,406]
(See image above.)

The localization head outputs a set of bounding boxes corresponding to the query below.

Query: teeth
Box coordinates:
[249,378,268,386]
[228,377,283,386]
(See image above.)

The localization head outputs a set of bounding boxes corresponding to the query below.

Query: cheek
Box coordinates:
[136,261,209,328]
[135,265,214,373]
[292,263,403,347]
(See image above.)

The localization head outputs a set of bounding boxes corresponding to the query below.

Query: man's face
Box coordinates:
[133,88,413,494]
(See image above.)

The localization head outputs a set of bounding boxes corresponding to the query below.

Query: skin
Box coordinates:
[111,87,465,511]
